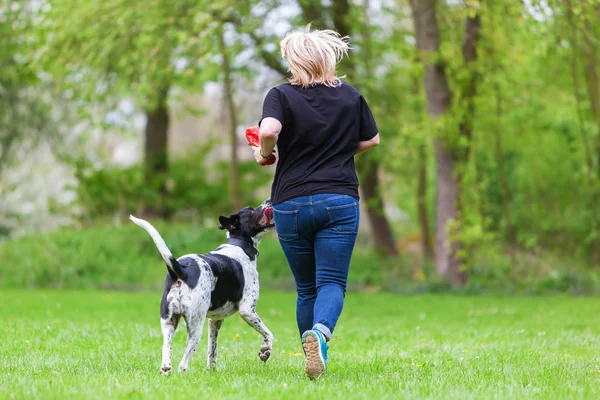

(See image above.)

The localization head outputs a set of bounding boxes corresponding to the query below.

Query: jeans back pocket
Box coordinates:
[274,209,299,241]
[326,202,358,234]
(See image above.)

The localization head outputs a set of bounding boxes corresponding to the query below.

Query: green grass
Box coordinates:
[2,291,600,399]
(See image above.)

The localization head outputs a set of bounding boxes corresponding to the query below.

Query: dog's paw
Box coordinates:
[179,365,188,373]
[259,344,272,362]
[160,365,172,375]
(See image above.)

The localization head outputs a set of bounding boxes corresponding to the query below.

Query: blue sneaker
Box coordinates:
[301,329,329,378]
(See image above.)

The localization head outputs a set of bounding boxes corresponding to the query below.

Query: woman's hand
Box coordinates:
[252,146,270,165]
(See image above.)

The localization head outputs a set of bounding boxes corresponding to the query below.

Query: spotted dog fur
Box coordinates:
[130,199,275,374]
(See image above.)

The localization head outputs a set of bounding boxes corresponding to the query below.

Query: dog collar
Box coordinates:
[224,237,258,261]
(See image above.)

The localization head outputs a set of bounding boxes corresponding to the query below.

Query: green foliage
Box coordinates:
[0,222,388,290]
[35,0,273,110]
[390,0,600,269]
[0,221,268,289]
[1,221,598,294]
[5,0,600,288]
[72,144,273,220]
[0,0,52,163]
[36,0,223,108]
[0,0,67,237]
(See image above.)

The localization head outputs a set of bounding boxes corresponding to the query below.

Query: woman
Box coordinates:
[252,26,380,379]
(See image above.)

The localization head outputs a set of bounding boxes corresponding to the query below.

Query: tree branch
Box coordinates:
[214,10,288,79]
[247,31,288,78]
[298,0,325,27]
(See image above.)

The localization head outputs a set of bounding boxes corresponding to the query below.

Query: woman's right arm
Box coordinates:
[357,94,380,155]
[356,133,380,155]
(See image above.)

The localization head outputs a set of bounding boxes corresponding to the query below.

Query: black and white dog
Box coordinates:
[129,199,275,374]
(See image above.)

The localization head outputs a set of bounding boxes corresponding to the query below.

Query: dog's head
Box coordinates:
[218,199,274,241]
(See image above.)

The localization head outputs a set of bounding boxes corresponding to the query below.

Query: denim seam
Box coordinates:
[325,202,358,211]
[310,204,318,231]
[284,195,348,206]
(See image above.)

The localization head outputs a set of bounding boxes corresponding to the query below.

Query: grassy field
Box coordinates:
[1,291,600,399]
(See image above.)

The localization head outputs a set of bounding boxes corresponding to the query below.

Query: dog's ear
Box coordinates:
[218,216,229,230]
[218,214,240,230]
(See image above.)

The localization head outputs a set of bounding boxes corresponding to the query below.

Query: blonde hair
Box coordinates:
[280,25,351,88]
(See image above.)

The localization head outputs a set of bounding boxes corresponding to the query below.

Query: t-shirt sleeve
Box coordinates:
[359,95,379,141]
[259,88,285,127]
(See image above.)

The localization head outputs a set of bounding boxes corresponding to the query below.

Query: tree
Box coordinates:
[409,0,456,284]
[562,0,600,269]
[38,0,219,217]
[453,6,482,277]
[482,2,516,256]
[218,6,289,80]
[0,0,63,237]
[298,0,325,24]
[409,0,482,285]
[582,0,600,269]
[1,1,54,178]
[411,65,435,260]
[217,23,242,212]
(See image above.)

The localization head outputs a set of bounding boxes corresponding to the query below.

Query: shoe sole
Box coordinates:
[302,332,326,379]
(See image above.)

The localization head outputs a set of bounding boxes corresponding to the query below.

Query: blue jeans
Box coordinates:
[273,194,359,340]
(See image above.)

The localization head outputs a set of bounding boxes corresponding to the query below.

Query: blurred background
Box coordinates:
[2,0,600,294]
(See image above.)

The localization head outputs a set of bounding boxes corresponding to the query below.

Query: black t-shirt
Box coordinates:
[259,82,378,205]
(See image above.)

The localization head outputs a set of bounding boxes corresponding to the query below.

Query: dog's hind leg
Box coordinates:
[160,316,179,375]
[179,304,209,372]
[239,305,274,362]
[206,319,223,369]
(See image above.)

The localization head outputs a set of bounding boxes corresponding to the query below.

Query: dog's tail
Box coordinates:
[129,215,187,280]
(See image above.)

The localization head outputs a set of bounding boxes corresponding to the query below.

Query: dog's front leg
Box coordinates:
[160,317,179,375]
[239,306,274,362]
[206,318,223,369]
[179,306,208,372]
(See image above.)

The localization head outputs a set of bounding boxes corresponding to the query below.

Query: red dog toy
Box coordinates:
[245,126,276,165]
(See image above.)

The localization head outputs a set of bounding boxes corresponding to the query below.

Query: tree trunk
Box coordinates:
[356,157,399,256]
[565,0,600,270]
[144,86,170,218]
[298,0,324,27]
[219,25,242,212]
[410,0,466,285]
[0,130,17,180]
[583,14,600,270]
[453,12,482,268]
[417,144,434,259]
[331,0,398,256]
[411,65,434,260]
[222,13,288,79]
[457,13,481,162]
[433,142,463,283]
[332,0,352,42]
[494,88,516,255]
[487,4,515,257]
